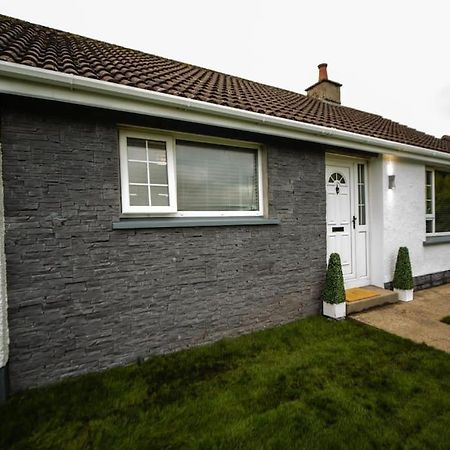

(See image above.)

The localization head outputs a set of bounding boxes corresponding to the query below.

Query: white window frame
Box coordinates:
[119,128,265,217]
[119,129,177,214]
[425,168,450,236]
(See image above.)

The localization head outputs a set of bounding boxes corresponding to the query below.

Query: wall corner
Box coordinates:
[0,141,10,401]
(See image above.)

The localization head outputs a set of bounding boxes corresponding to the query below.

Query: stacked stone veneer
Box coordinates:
[0,97,326,392]
[385,269,450,291]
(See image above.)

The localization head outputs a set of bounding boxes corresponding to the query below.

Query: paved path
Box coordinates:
[351,284,450,353]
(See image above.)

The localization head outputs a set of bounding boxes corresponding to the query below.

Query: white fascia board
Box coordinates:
[1,60,449,166]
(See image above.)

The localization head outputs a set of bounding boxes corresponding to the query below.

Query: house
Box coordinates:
[0,15,449,398]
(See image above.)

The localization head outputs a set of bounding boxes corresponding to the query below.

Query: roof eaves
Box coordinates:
[1,59,450,166]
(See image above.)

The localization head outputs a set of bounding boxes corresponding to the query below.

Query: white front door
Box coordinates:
[326,159,369,288]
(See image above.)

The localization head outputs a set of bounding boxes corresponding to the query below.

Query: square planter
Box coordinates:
[394,288,414,302]
[323,301,346,320]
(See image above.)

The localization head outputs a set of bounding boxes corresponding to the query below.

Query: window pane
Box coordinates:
[176,140,259,211]
[359,205,366,226]
[128,161,148,184]
[147,140,167,162]
[129,185,149,206]
[426,219,433,234]
[151,186,169,206]
[149,162,168,185]
[127,138,146,161]
[358,185,365,206]
[435,170,450,232]
[358,165,364,182]
[426,170,433,186]
[126,136,170,210]
[357,164,366,226]
[426,200,432,215]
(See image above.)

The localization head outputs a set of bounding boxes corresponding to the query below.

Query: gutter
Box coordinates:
[0,60,449,166]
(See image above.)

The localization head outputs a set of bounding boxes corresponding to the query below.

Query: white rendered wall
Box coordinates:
[0,147,8,369]
[368,155,385,287]
[381,155,450,283]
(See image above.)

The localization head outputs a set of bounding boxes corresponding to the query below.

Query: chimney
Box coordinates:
[305,63,342,105]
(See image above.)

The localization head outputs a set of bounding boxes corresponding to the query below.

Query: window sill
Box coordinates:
[423,235,450,246]
[112,217,280,229]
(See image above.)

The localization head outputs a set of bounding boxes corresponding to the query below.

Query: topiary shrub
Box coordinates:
[322,253,346,304]
[393,247,414,290]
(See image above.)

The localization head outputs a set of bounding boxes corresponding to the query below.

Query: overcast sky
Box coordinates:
[2,0,449,138]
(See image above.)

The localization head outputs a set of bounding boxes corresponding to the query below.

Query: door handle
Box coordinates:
[352,215,357,229]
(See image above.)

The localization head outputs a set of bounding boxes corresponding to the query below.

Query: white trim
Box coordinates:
[1,61,450,166]
[119,128,265,217]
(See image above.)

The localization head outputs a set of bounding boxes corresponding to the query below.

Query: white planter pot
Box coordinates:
[323,301,346,319]
[395,288,414,302]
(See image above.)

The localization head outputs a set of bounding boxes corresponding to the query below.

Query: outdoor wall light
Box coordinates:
[388,175,396,189]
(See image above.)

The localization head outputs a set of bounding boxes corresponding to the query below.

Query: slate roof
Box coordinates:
[0,14,448,153]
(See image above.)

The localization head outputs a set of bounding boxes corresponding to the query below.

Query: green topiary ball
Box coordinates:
[322,253,346,304]
[393,247,414,290]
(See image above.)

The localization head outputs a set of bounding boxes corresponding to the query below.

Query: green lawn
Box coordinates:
[2,317,450,449]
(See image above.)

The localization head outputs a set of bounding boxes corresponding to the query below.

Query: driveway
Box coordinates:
[351,284,450,353]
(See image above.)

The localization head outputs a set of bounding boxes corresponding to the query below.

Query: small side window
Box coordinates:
[120,131,177,213]
[425,169,434,234]
[357,164,366,226]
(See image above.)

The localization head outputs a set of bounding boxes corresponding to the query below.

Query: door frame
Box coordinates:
[325,154,370,289]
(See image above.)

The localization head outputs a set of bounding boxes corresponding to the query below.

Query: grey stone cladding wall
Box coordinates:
[1,97,326,392]
[385,269,450,291]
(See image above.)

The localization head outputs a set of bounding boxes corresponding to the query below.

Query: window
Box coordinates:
[119,131,177,213]
[120,129,264,216]
[425,169,450,235]
[357,164,366,226]
[328,172,346,184]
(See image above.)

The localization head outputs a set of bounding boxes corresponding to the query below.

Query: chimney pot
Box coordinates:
[318,63,328,82]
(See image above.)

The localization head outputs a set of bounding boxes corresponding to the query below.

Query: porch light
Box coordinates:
[388,175,396,189]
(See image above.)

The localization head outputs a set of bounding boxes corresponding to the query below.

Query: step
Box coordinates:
[346,285,398,314]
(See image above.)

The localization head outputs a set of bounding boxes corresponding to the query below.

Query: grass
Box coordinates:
[441,316,450,325]
[2,317,450,449]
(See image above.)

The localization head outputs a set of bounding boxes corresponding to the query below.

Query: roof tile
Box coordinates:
[0,14,448,153]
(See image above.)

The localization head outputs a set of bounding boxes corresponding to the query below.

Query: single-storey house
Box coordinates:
[0,15,449,397]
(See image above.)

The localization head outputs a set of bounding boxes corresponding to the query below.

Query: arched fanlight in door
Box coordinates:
[328,172,346,194]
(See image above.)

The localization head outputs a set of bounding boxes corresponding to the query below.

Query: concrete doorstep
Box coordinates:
[346,285,398,314]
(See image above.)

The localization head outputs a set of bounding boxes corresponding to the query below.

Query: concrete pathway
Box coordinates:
[351,283,450,354]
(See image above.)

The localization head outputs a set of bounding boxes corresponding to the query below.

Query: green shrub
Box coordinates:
[322,253,346,304]
[392,247,414,290]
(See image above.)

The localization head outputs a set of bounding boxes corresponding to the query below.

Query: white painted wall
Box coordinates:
[368,155,385,287]
[0,147,8,369]
[380,155,450,283]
